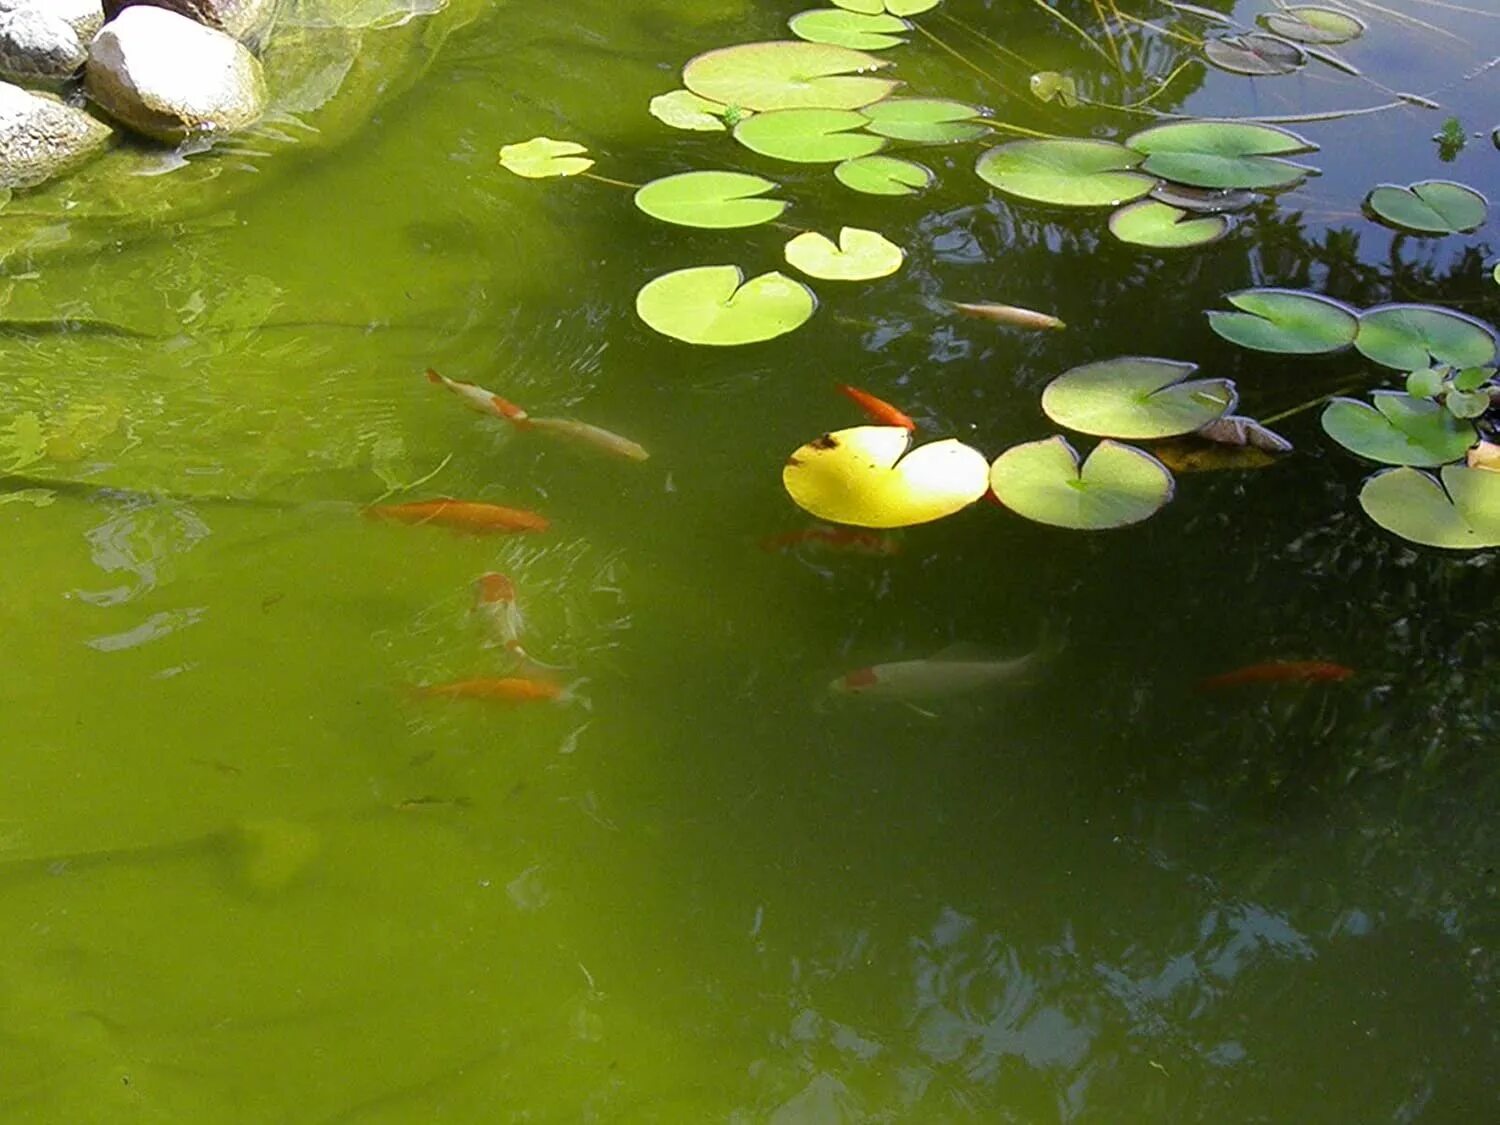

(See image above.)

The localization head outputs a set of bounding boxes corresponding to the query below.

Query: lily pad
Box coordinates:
[1364,180,1488,234]
[1259,6,1365,45]
[1446,388,1491,418]
[975,139,1155,208]
[1204,33,1306,76]
[633,171,787,229]
[831,0,885,11]
[1207,288,1359,353]
[885,0,939,13]
[1042,357,1237,439]
[1320,391,1476,466]
[683,40,897,111]
[782,425,990,528]
[1029,71,1079,107]
[861,97,989,143]
[498,137,594,178]
[834,154,932,195]
[1108,199,1230,248]
[636,265,816,346]
[1405,366,1448,398]
[789,8,909,50]
[988,436,1174,529]
[1354,304,1498,370]
[1360,465,1500,548]
[1125,120,1317,190]
[785,227,904,280]
[1149,183,1259,212]
[733,108,886,163]
[648,90,734,132]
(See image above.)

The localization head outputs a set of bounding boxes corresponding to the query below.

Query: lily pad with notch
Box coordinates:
[1029,71,1079,107]
[633,171,787,229]
[682,40,898,112]
[636,265,816,346]
[1258,6,1365,45]
[885,0,939,13]
[1150,183,1259,213]
[975,139,1155,208]
[834,154,932,195]
[1364,180,1488,234]
[1204,33,1306,76]
[789,8,909,50]
[1207,288,1358,353]
[861,97,989,144]
[1354,303,1498,370]
[1108,199,1230,248]
[783,425,990,527]
[1125,120,1317,191]
[1042,356,1237,439]
[988,436,1174,529]
[1320,391,1476,466]
[1360,464,1500,549]
[499,137,594,178]
[734,107,886,163]
[830,0,885,11]
[648,90,738,132]
[784,226,904,280]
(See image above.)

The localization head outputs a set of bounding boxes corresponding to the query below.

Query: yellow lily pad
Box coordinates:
[499,137,594,178]
[784,226,904,281]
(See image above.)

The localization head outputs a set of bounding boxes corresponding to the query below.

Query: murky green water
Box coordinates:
[3,1,1498,1120]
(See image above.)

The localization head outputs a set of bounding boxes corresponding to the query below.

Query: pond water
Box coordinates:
[3,0,1499,1120]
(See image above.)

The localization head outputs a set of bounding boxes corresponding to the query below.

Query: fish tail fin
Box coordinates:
[425,367,444,385]
[557,676,591,710]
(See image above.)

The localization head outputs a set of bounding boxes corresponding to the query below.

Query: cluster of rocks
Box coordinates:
[0,0,278,190]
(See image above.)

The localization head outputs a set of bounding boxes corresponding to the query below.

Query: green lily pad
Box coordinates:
[862,98,989,144]
[1207,288,1359,353]
[1320,391,1476,466]
[831,0,884,11]
[1149,183,1258,212]
[975,139,1156,207]
[1446,388,1491,418]
[1360,465,1500,548]
[1259,6,1365,45]
[733,107,886,163]
[1043,357,1236,439]
[789,8,909,50]
[989,436,1174,529]
[785,226,904,280]
[1354,304,1498,370]
[834,154,932,195]
[1108,199,1230,248]
[1365,180,1488,234]
[648,90,735,132]
[633,171,787,229]
[682,40,897,112]
[1125,120,1317,190]
[498,137,594,178]
[783,425,990,528]
[1029,71,1079,107]
[1204,33,1306,76]
[885,0,939,13]
[636,265,816,346]
[1405,366,1448,398]
[1455,366,1494,391]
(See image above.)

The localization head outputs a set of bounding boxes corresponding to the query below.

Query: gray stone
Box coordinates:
[102,0,281,47]
[0,80,112,188]
[0,7,87,81]
[0,0,103,40]
[85,6,265,143]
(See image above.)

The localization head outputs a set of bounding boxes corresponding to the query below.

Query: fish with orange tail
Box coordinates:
[760,525,900,556]
[409,676,564,703]
[364,498,549,534]
[474,571,529,659]
[1195,661,1354,691]
[838,384,915,431]
[425,368,527,421]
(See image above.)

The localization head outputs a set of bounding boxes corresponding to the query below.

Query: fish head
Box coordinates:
[830,666,879,694]
[475,572,515,604]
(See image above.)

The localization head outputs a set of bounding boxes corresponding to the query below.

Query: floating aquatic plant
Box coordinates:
[789,8,910,50]
[1364,180,1488,235]
[1108,199,1230,248]
[633,171,787,229]
[648,90,741,132]
[1258,6,1365,45]
[635,265,815,345]
[860,98,989,144]
[1354,304,1498,370]
[1320,392,1476,466]
[1360,465,1500,548]
[1204,33,1306,77]
[833,154,932,195]
[733,107,886,163]
[988,436,1174,529]
[499,137,594,178]
[1207,289,1358,353]
[1042,357,1237,439]
[784,227,904,281]
[975,139,1155,207]
[1124,121,1318,191]
[682,41,897,111]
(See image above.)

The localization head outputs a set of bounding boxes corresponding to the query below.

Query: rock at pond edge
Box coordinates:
[0,80,113,188]
[0,5,89,82]
[103,0,280,49]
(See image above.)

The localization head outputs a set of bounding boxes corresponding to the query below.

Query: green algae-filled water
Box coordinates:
[3,1,1499,1120]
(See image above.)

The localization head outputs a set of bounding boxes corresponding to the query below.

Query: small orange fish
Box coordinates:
[410,676,563,703]
[365,498,549,534]
[474,571,529,659]
[838,384,915,431]
[760,525,900,555]
[1196,661,1354,691]
[426,368,522,421]
[949,301,1066,331]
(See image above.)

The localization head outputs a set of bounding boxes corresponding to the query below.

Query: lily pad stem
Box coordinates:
[369,453,453,506]
[1019,0,1118,68]
[1117,11,1203,47]
[581,171,640,190]
[1260,383,1363,425]
[909,23,1029,103]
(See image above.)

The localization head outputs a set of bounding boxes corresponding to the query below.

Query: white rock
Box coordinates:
[0,80,112,188]
[0,6,87,80]
[0,0,103,40]
[101,1,278,47]
[84,6,265,143]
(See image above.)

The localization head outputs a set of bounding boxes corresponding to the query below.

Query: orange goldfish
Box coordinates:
[364,498,549,534]
[410,676,563,703]
[949,301,1066,331]
[838,384,915,431]
[760,525,900,556]
[426,368,523,420]
[474,571,528,658]
[1196,661,1353,691]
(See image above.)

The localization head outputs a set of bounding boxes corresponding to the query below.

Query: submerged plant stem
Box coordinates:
[1261,383,1364,425]
[1020,0,1119,68]
[581,171,640,190]
[1117,11,1203,47]
[937,11,1036,71]
[910,23,1028,103]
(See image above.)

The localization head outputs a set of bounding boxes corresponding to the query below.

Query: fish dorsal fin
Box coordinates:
[928,642,1001,662]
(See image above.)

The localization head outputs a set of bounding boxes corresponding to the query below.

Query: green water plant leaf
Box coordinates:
[1320,391,1476,466]
[886,0,939,13]
[498,137,594,178]
[1364,180,1488,234]
[1405,366,1448,398]
[1207,288,1359,353]
[1354,304,1498,370]
[831,0,885,11]
[782,425,989,527]
[1204,33,1306,76]
[734,108,886,162]
[1360,465,1500,548]
[1029,71,1079,106]
[1149,183,1258,212]
[1446,388,1491,418]
[785,227,904,280]
[975,139,1155,207]
[636,265,815,346]
[834,154,932,194]
[789,8,909,50]
[648,90,736,132]
[1454,365,1494,391]
[1125,121,1317,190]
[683,40,897,111]
[1108,199,1230,248]
[633,171,787,229]
[989,436,1174,529]
[1259,6,1365,44]
[861,98,988,143]
[1042,357,1236,439]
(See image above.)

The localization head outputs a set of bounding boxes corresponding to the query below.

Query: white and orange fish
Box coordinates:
[426,368,526,420]
[831,639,1055,700]
[949,301,1066,331]
[522,414,650,462]
[473,571,528,659]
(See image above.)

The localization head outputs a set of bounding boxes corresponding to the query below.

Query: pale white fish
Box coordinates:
[526,416,650,462]
[473,572,529,659]
[830,641,1052,700]
[426,368,526,421]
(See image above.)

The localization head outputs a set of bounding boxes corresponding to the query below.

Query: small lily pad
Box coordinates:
[861,97,989,144]
[785,227,904,280]
[683,40,897,111]
[1204,33,1306,76]
[499,137,594,178]
[988,436,1174,529]
[1259,6,1365,45]
[1454,366,1494,391]
[1029,71,1079,107]
[834,154,932,195]
[633,171,787,229]
[636,265,816,346]
[1042,356,1237,439]
[1125,120,1317,190]
[783,425,990,528]
[1405,366,1449,398]
[831,0,885,11]
[1150,183,1259,212]
[1108,199,1231,248]
[1446,388,1491,418]
[789,8,909,50]
[1365,180,1488,234]
[885,0,939,13]
[1207,288,1359,353]
[975,139,1155,208]
[1360,464,1500,548]
[648,90,735,132]
[734,107,886,163]
[1354,304,1498,370]
[1320,391,1476,466]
